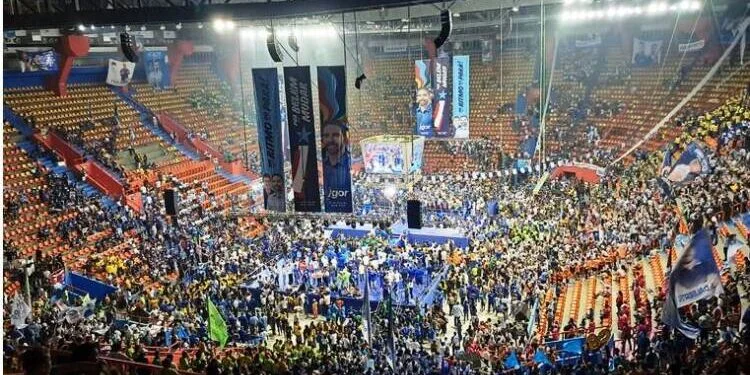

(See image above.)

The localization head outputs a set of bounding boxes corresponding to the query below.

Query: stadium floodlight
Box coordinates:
[78,24,86,31]
[90,25,96,30]
[225,20,236,30]
[213,19,225,32]
[125,25,131,31]
[240,28,254,39]
[689,1,701,10]
[110,25,115,29]
[160,25,166,30]
[512,6,519,12]
[140,25,146,31]
[198,23,204,29]
[176,23,182,30]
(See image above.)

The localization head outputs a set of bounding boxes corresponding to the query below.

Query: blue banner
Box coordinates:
[433,51,453,137]
[452,55,470,138]
[665,142,711,184]
[284,66,322,212]
[317,66,353,213]
[65,272,117,301]
[17,50,58,72]
[414,59,434,137]
[143,51,170,89]
[252,68,286,212]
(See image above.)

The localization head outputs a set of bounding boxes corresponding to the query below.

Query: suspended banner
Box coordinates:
[284,66,322,212]
[575,33,602,48]
[143,51,170,89]
[632,38,663,66]
[433,51,453,137]
[252,68,286,212]
[383,40,408,53]
[678,39,705,52]
[414,59,434,137]
[106,59,136,86]
[481,40,493,62]
[452,55,470,138]
[17,50,59,72]
[317,66,353,213]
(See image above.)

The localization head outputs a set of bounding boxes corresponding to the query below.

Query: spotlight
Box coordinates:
[401,18,409,22]
[453,12,461,17]
[225,20,235,30]
[125,25,131,31]
[90,25,96,30]
[78,24,86,31]
[198,23,204,29]
[160,25,166,30]
[512,6,519,12]
[110,25,115,29]
[141,25,146,31]
[176,23,182,30]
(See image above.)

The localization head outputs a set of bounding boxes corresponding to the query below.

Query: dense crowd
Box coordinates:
[4,93,750,375]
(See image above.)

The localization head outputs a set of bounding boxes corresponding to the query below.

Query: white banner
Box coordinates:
[131,30,154,39]
[678,39,705,52]
[106,59,136,86]
[575,34,601,48]
[10,294,31,329]
[632,38,663,66]
[39,28,61,37]
[163,30,176,39]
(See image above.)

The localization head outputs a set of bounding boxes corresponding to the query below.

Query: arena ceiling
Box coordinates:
[4,0,551,30]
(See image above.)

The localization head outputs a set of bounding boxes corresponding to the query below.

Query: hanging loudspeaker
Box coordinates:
[266,27,283,63]
[288,34,299,52]
[120,32,139,63]
[433,10,452,49]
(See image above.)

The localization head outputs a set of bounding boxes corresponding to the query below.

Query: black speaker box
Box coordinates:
[434,10,452,49]
[164,189,178,216]
[407,199,422,229]
[266,28,283,63]
[120,32,139,63]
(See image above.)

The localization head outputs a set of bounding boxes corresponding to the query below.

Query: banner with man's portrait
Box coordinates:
[317,66,353,213]
[252,68,286,212]
[632,38,663,66]
[106,59,136,87]
[144,51,170,89]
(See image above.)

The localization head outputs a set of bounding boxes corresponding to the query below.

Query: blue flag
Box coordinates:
[665,142,711,184]
[662,229,723,339]
[504,351,521,369]
[560,337,584,355]
[533,349,552,367]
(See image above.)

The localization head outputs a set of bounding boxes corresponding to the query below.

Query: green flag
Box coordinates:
[207,297,229,347]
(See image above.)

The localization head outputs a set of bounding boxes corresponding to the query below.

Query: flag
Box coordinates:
[560,337,584,354]
[665,142,711,184]
[661,145,673,176]
[727,240,745,267]
[10,294,31,329]
[384,287,396,366]
[533,349,552,368]
[504,351,521,369]
[362,269,373,344]
[661,229,723,339]
[527,297,539,337]
[207,297,229,347]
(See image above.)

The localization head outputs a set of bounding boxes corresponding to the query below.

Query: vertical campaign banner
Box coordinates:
[433,51,453,137]
[414,59,434,137]
[144,51,170,89]
[452,55,470,139]
[252,68,286,212]
[317,66,353,213]
[284,66,322,212]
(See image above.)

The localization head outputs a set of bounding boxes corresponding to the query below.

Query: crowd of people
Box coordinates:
[4,91,750,374]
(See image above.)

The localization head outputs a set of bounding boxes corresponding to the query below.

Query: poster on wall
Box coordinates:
[17,50,58,72]
[143,51,170,89]
[317,66,353,213]
[632,38,663,66]
[252,68,286,212]
[452,55,470,139]
[106,59,136,86]
[411,136,425,172]
[283,66,322,212]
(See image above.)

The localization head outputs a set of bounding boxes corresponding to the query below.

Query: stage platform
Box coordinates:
[326,221,469,248]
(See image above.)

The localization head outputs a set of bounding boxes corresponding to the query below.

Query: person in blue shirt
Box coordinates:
[415,88,434,137]
[322,122,352,212]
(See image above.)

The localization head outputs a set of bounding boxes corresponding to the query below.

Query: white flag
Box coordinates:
[10,294,31,329]
[106,59,136,87]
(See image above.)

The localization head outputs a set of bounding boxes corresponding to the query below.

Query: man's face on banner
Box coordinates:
[322,123,345,160]
[263,176,273,194]
[417,88,431,108]
[271,174,284,193]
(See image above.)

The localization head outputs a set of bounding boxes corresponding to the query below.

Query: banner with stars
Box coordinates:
[284,66,322,212]
[433,51,454,137]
